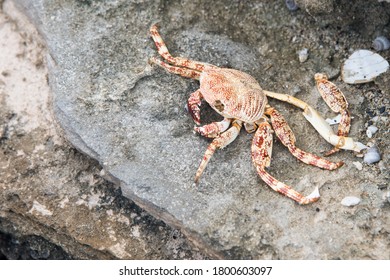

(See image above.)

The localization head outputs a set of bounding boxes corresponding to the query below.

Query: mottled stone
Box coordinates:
[7,0,390,259]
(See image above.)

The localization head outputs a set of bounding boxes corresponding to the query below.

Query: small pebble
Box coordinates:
[372,36,390,52]
[363,145,381,164]
[341,196,361,207]
[292,85,301,94]
[371,116,379,123]
[285,0,299,11]
[366,109,375,118]
[366,125,378,138]
[384,192,390,204]
[298,48,309,63]
[352,161,363,171]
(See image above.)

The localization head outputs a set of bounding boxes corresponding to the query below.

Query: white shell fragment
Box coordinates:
[364,145,381,164]
[366,125,378,138]
[298,48,309,63]
[352,161,363,171]
[325,114,342,125]
[372,36,390,52]
[341,49,389,84]
[341,196,361,207]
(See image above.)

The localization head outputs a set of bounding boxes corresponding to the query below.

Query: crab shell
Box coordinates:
[200,67,267,124]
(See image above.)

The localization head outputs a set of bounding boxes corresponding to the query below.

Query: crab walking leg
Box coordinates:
[263,90,308,110]
[256,168,320,205]
[265,107,344,170]
[195,120,242,183]
[149,57,201,79]
[251,122,320,205]
[150,24,212,72]
[263,90,366,152]
[194,118,232,138]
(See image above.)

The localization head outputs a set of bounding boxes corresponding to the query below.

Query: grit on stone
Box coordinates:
[0,1,204,260]
[1,0,389,259]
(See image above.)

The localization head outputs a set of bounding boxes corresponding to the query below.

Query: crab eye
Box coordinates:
[214,100,225,112]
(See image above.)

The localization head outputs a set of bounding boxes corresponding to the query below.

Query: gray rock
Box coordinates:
[0,1,204,260]
[11,0,390,259]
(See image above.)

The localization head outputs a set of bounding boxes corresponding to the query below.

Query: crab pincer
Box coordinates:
[314,73,351,156]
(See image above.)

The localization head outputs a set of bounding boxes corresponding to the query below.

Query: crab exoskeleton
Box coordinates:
[149,25,365,204]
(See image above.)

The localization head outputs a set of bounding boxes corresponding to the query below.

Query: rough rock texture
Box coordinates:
[295,0,335,15]
[1,0,390,259]
[0,1,205,260]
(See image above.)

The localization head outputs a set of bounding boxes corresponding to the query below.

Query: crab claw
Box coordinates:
[187,100,201,125]
[315,73,352,155]
[186,89,203,125]
[194,118,232,138]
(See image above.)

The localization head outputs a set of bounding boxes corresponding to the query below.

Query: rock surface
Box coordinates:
[2,0,390,259]
[0,1,204,260]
